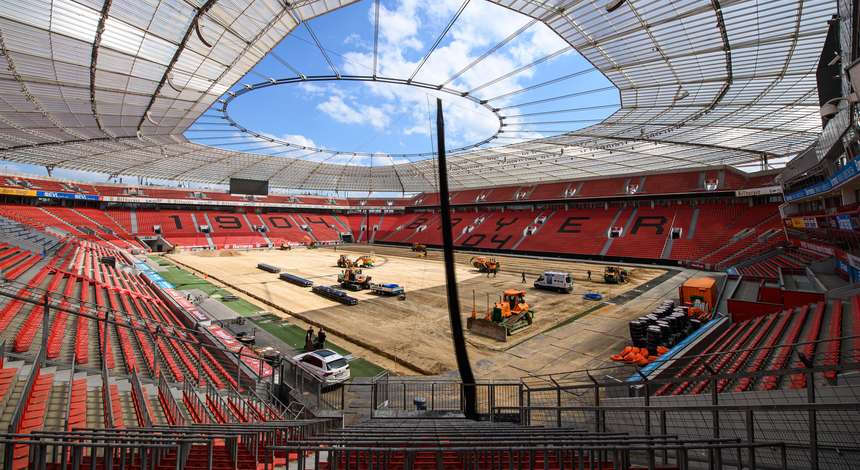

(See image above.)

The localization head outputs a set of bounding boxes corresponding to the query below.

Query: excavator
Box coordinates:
[470,256,500,274]
[337,254,375,268]
[468,289,534,340]
[338,267,372,291]
[412,243,427,257]
[353,255,375,268]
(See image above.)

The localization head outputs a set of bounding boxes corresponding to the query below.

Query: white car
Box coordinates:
[292,349,350,385]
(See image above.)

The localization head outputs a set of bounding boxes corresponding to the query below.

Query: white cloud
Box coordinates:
[317,95,391,130]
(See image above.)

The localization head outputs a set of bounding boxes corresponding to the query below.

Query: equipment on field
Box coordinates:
[354,255,375,268]
[337,254,375,268]
[603,266,629,284]
[471,256,500,274]
[467,289,534,341]
[534,271,573,293]
[583,292,603,301]
[279,272,313,287]
[338,267,372,291]
[312,285,358,305]
[412,243,426,252]
[257,263,280,273]
[369,282,404,296]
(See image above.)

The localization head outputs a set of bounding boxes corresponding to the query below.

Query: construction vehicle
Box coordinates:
[354,255,375,268]
[337,254,375,268]
[412,243,427,252]
[534,271,573,293]
[369,282,404,296]
[467,289,534,341]
[604,266,629,284]
[471,256,500,274]
[338,267,372,291]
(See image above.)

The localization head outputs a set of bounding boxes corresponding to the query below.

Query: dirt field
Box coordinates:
[168,245,672,378]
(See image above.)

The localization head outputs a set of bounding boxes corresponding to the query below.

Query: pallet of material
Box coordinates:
[279,272,313,287]
[312,285,358,305]
[257,263,280,273]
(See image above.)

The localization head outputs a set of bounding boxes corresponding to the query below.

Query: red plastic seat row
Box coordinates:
[0,268,50,330]
[691,315,767,394]
[186,343,225,389]
[168,337,199,383]
[760,305,811,390]
[790,302,825,389]
[129,320,156,374]
[201,346,238,390]
[13,271,65,353]
[107,384,124,428]
[717,312,781,392]
[67,378,87,430]
[671,320,751,395]
[114,320,137,373]
[822,301,843,381]
[734,310,793,392]
[690,317,764,395]
[655,320,744,396]
[156,337,185,382]
[11,371,53,470]
[4,252,41,280]
[0,368,16,404]
[97,312,116,370]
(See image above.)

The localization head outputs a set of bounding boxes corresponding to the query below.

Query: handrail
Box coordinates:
[157,374,185,426]
[183,379,211,424]
[521,333,860,387]
[100,313,114,429]
[62,350,76,432]
[129,367,153,428]
[206,381,234,423]
[3,344,45,466]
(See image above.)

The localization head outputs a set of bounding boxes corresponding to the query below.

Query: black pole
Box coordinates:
[435,98,477,419]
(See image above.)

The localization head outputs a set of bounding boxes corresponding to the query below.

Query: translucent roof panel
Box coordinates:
[0,0,836,192]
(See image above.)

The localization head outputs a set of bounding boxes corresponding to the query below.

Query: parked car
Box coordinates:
[292,349,350,385]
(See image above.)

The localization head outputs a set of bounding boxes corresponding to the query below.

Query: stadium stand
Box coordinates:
[0,0,856,468]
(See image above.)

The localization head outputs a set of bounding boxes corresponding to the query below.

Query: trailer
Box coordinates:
[369,282,404,296]
[279,272,313,287]
[257,263,280,273]
[534,271,573,293]
[312,285,358,305]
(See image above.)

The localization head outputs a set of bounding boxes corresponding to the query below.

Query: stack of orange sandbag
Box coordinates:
[610,346,669,366]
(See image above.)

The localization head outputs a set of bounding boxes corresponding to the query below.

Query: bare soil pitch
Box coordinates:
[168,246,666,378]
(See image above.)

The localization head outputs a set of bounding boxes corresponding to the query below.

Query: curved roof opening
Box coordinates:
[186,0,619,165]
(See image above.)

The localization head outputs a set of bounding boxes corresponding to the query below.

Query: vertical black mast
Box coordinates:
[435,98,477,419]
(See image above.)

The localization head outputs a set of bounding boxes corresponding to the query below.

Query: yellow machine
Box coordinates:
[354,255,375,268]
[470,256,500,274]
[337,254,374,268]
[468,289,534,340]
[604,266,629,284]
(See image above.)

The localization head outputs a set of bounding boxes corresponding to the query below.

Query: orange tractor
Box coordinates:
[470,256,500,274]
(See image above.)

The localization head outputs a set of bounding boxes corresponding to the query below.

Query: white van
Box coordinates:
[534,271,573,293]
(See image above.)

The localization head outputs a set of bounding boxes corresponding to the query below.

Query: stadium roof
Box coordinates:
[0,0,834,192]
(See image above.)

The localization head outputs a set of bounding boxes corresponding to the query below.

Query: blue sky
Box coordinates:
[187,0,621,165]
